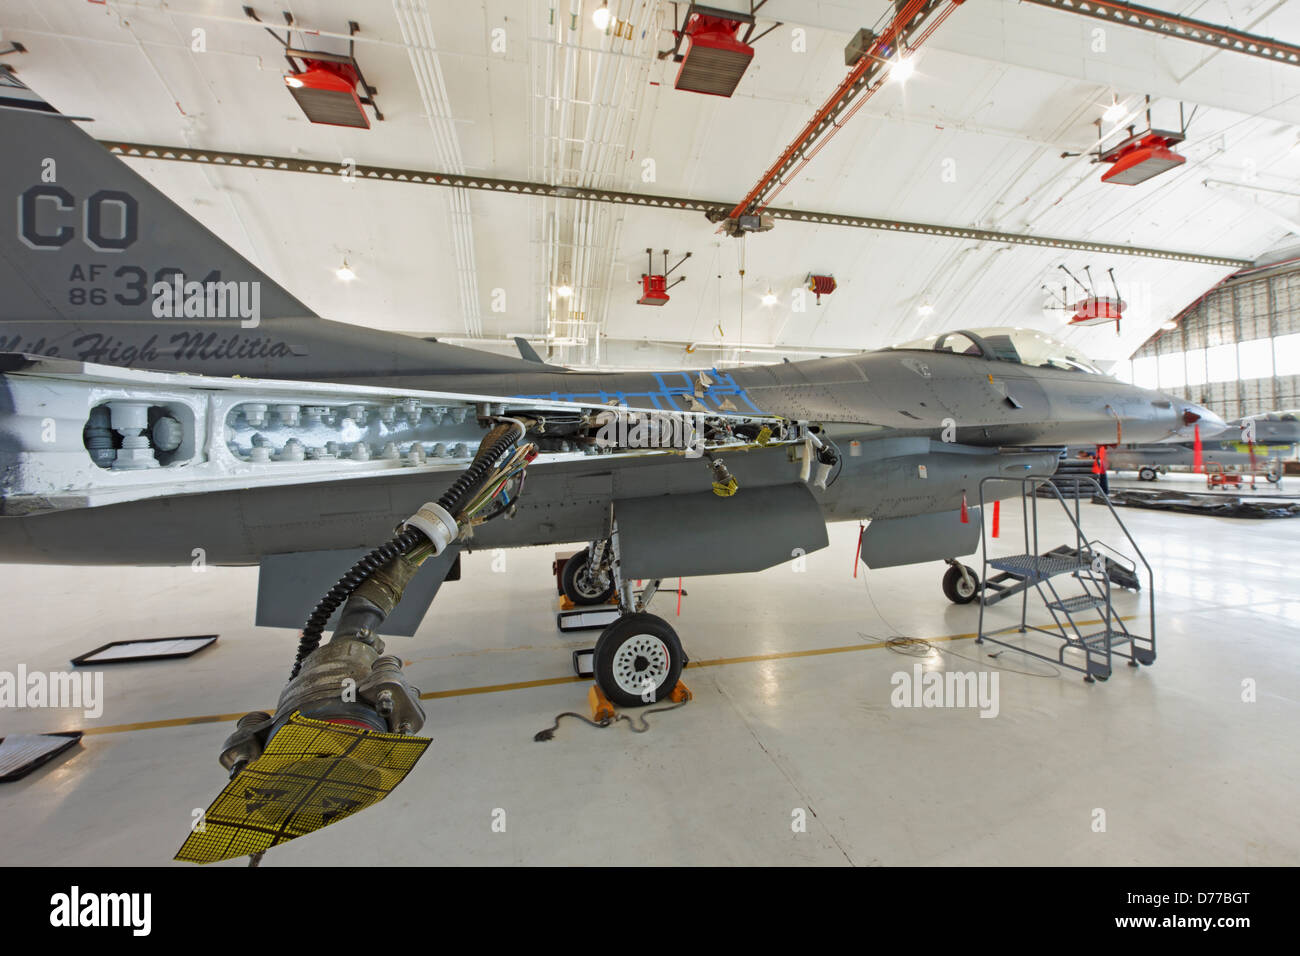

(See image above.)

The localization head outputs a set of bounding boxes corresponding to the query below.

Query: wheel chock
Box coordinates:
[588,685,616,723]
[559,595,621,612]
[668,680,692,703]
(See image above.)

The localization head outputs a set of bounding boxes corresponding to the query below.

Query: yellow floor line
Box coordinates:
[63,616,1133,738]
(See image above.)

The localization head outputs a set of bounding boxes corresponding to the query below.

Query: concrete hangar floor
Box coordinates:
[2,494,1297,866]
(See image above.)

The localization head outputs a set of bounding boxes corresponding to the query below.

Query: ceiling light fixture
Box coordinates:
[1103,94,1124,124]
[917,302,935,316]
[890,54,914,84]
[1160,320,1178,330]
[592,2,612,30]
[762,289,777,306]
[336,259,356,282]
[556,284,573,298]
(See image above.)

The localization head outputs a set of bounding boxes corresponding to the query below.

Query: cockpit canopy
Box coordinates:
[1241,409,1300,423]
[889,327,1104,375]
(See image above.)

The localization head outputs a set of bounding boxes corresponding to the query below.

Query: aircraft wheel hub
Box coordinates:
[612,635,669,697]
[576,566,610,599]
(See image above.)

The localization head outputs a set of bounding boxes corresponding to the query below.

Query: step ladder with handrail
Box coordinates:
[975,475,1155,682]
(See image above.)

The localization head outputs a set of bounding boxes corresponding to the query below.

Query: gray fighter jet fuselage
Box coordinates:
[0,74,1224,610]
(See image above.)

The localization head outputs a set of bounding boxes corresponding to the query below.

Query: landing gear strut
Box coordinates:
[586,524,688,707]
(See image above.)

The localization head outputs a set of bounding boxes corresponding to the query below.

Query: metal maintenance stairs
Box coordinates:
[976,476,1156,682]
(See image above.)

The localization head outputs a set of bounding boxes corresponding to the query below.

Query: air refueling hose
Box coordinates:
[290,420,525,679]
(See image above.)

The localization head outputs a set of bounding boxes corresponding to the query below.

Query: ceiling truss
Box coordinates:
[100,140,1251,268]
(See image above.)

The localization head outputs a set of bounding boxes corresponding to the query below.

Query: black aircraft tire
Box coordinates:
[593,613,685,708]
[1138,467,1158,481]
[561,548,615,606]
[942,564,979,604]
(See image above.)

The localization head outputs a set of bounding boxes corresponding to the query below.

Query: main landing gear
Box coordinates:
[560,542,616,606]
[565,532,690,709]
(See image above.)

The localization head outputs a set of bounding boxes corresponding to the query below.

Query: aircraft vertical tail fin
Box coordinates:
[0,69,554,381]
[0,66,315,326]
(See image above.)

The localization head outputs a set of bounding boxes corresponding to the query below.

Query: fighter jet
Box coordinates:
[0,72,1223,713]
[1109,410,1298,482]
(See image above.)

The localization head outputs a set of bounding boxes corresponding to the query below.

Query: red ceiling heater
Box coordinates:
[246,9,382,129]
[1068,296,1125,325]
[663,4,781,98]
[675,13,754,96]
[1100,130,1186,185]
[284,60,371,129]
[639,249,691,306]
[1091,95,1188,186]
[1048,264,1126,334]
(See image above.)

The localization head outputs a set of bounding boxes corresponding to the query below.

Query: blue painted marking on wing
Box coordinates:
[509,368,766,415]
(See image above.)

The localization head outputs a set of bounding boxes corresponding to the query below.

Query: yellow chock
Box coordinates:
[588,685,616,723]
[559,594,620,611]
[668,681,693,703]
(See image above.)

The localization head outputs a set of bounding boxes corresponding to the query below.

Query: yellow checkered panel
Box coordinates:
[176,712,431,864]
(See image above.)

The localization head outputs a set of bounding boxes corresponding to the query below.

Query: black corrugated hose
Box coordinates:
[289,421,523,679]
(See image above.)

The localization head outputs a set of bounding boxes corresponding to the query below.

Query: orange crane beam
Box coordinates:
[723,0,963,226]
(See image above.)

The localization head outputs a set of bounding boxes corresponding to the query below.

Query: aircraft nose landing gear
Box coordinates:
[942,560,980,604]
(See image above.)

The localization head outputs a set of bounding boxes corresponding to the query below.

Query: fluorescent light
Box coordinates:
[556,284,573,298]
[1103,95,1124,124]
[762,289,777,306]
[284,75,304,88]
[592,3,611,30]
[1160,321,1177,331]
[336,260,356,282]
[917,302,934,316]
[890,55,914,84]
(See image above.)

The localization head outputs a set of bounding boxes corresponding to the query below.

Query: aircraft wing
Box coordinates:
[0,353,805,517]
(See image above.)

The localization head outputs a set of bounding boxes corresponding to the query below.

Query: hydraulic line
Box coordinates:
[290,419,525,678]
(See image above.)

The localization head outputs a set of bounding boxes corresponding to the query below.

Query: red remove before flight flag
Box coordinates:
[960,492,969,524]
[853,522,864,577]
[992,499,1000,538]
[1192,424,1203,472]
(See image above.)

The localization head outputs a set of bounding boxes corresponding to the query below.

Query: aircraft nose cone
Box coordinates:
[1182,402,1226,438]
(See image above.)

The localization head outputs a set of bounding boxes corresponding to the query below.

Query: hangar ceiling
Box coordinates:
[4,0,1300,369]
